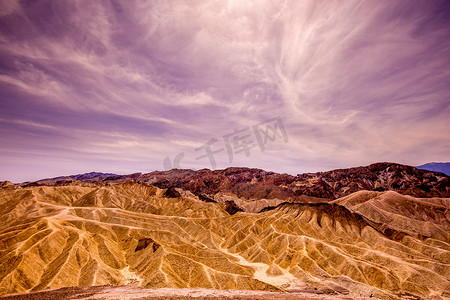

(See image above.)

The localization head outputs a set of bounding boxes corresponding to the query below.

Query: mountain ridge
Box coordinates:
[417,162,450,176]
[16,162,450,200]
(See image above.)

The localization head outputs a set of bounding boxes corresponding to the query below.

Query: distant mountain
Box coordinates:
[138,162,450,200]
[30,171,117,185]
[29,172,143,185]
[417,162,450,175]
[20,162,450,199]
[69,171,118,181]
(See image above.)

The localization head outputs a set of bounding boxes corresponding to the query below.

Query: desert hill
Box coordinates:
[1,166,449,299]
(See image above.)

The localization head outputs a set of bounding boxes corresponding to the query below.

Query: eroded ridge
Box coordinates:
[0,182,449,299]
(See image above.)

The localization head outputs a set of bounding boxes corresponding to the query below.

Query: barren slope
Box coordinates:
[0,181,449,299]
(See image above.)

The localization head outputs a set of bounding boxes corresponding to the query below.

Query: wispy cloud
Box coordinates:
[1,0,449,182]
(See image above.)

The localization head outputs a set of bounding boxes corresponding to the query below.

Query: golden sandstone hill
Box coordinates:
[0,164,449,299]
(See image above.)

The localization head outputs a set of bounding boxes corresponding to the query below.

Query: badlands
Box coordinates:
[0,163,449,299]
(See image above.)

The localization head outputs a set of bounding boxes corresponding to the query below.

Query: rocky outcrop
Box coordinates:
[0,181,14,188]
[294,162,449,198]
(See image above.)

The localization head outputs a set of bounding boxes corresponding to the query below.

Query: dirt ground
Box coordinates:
[0,286,381,300]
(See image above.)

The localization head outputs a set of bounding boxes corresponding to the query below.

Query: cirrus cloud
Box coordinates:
[1,0,449,182]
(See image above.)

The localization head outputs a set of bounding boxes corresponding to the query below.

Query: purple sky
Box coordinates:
[1,0,450,182]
